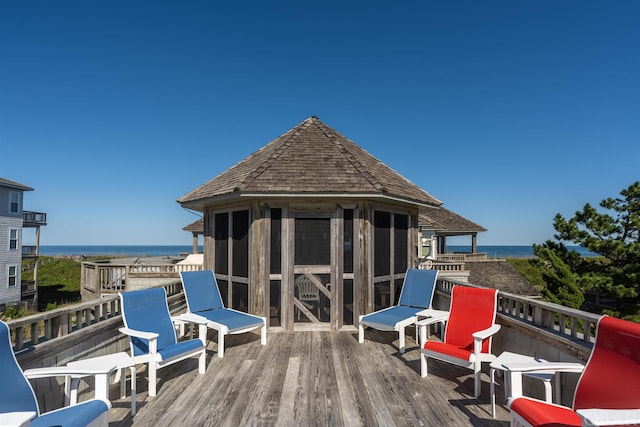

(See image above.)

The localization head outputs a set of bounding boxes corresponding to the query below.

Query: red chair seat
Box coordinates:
[424,341,473,362]
[510,397,582,427]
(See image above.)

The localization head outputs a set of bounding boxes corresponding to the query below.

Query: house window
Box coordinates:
[10,192,19,214]
[9,229,18,250]
[8,266,17,287]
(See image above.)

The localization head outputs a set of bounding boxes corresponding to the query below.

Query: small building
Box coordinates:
[179,117,477,331]
[418,207,487,259]
[0,178,46,310]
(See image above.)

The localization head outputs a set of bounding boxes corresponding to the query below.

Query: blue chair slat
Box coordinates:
[196,309,265,333]
[120,287,178,357]
[181,270,224,311]
[157,339,205,361]
[360,305,423,326]
[398,268,438,308]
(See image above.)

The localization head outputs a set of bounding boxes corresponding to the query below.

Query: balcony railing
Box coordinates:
[22,245,38,257]
[22,211,47,226]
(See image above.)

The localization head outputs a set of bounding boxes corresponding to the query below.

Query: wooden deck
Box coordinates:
[108,329,511,426]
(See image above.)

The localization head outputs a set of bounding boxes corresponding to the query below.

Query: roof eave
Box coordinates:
[179,191,441,211]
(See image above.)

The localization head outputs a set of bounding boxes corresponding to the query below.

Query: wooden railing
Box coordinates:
[81,262,203,295]
[6,276,603,354]
[6,281,184,351]
[437,252,488,262]
[420,259,465,272]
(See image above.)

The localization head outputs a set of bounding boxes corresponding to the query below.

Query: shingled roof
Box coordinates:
[178,117,443,209]
[419,207,487,234]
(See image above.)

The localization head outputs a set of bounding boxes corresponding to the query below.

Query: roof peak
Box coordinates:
[179,117,442,208]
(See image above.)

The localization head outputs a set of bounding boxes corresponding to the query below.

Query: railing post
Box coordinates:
[15,326,24,351]
[532,305,543,326]
[30,323,37,346]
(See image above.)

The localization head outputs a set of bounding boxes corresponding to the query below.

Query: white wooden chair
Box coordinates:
[295,275,321,320]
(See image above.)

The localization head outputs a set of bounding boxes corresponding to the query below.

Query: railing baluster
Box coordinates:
[15,326,24,350]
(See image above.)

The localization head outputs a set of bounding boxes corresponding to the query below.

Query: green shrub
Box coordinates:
[2,305,27,319]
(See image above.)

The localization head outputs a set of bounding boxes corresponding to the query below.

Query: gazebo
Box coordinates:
[178,116,443,331]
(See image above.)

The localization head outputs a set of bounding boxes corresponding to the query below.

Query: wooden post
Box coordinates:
[192,232,199,253]
[250,203,266,317]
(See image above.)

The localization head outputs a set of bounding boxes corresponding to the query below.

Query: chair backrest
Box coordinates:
[295,275,320,300]
[0,321,39,415]
[444,286,498,353]
[119,287,177,356]
[397,269,438,309]
[180,270,225,312]
[573,315,640,411]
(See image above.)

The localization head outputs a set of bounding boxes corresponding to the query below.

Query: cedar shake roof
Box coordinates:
[178,117,442,209]
[183,218,204,232]
[419,207,487,234]
[0,177,33,191]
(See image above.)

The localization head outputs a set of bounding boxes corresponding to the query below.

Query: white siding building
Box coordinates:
[0,178,45,309]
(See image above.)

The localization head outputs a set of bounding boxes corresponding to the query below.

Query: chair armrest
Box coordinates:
[416,312,450,346]
[472,324,501,340]
[415,313,449,327]
[578,408,640,426]
[24,364,117,379]
[172,313,208,325]
[0,411,37,426]
[503,361,585,374]
[119,326,159,340]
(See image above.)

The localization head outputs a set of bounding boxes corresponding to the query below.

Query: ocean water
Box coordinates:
[39,245,201,257]
[447,245,596,258]
[39,245,595,258]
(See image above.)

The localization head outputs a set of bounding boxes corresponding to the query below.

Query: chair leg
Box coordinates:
[399,328,406,354]
[130,366,137,416]
[199,350,206,374]
[474,361,481,398]
[148,363,157,397]
[218,331,225,358]
[420,352,428,378]
[260,320,267,345]
[120,367,126,399]
[358,316,365,344]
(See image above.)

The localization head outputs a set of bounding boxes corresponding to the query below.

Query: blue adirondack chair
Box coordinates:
[359,268,442,354]
[0,320,111,427]
[119,287,207,397]
[180,270,266,358]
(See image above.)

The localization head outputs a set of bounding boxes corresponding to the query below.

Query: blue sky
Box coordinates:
[2,1,638,246]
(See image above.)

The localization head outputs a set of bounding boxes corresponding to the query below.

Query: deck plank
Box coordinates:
[109,329,512,426]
